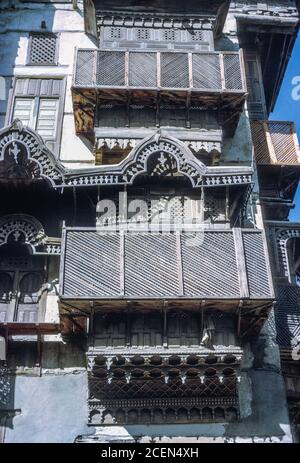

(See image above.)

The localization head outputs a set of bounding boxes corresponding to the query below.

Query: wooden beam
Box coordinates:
[120,231,125,296]
[233,228,249,298]
[176,231,184,297]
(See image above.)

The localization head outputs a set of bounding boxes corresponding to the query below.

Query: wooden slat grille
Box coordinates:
[161,53,189,88]
[125,233,179,297]
[275,285,300,348]
[223,54,243,90]
[129,52,157,87]
[251,121,299,166]
[73,49,245,93]
[181,232,239,297]
[96,51,125,86]
[61,229,273,300]
[74,50,95,86]
[63,232,121,297]
[269,122,299,165]
[243,231,271,298]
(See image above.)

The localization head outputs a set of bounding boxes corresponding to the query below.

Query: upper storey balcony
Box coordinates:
[72,49,247,139]
[59,227,274,338]
[251,121,300,219]
[251,121,300,167]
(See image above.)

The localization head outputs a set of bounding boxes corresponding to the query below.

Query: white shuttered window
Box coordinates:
[13,96,59,150]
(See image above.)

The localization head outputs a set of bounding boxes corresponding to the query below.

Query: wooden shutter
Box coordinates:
[36,98,59,151]
[10,77,66,156]
[12,97,35,128]
[244,50,267,119]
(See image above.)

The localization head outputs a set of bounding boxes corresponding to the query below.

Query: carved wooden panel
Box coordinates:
[100,26,213,51]
[94,314,126,348]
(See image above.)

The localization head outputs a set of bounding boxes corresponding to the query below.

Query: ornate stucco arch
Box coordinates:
[0,214,60,255]
[0,120,65,187]
[118,133,207,187]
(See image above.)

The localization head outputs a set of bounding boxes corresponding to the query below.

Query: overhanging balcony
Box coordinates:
[59,228,274,336]
[251,121,300,166]
[72,49,247,137]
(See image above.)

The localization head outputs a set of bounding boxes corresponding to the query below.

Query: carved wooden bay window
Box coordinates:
[8,78,66,155]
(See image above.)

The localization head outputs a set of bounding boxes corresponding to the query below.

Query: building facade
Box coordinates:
[0,0,299,443]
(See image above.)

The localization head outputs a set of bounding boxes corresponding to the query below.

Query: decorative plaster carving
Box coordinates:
[0,122,252,188]
[0,214,61,255]
[66,134,207,187]
[0,120,65,187]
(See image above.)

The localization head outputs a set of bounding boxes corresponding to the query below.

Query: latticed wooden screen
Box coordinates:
[61,229,273,300]
[97,51,125,86]
[28,34,57,65]
[251,121,299,165]
[269,122,299,164]
[161,53,189,88]
[74,49,245,92]
[129,52,157,87]
[74,50,95,86]
[193,54,221,89]
[223,54,243,90]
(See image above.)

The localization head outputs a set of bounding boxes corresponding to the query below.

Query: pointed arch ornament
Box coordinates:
[0,121,252,188]
[0,120,65,187]
[0,214,60,255]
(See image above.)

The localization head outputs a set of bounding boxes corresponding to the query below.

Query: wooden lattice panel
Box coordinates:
[74,50,95,86]
[74,49,245,93]
[251,121,300,166]
[269,122,299,165]
[96,51,125,86]
[223,53,243,90]
[161,53,189,88]
[60,229,273,301]
[275,285,300,348]
[129,52,157,87]
[29,33,57,65]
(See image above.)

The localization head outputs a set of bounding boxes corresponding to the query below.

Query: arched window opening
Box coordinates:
[287,237,300,286]
[0,237,44,323]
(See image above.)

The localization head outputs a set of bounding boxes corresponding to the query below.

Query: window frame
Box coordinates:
[7,77,66,157]
[0,267,45,323]
[26,32,59,66]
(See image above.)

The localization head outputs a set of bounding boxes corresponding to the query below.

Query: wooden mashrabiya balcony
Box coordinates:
[72,49,247,137]
[59,228,274,338]
[251,121,300,166]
